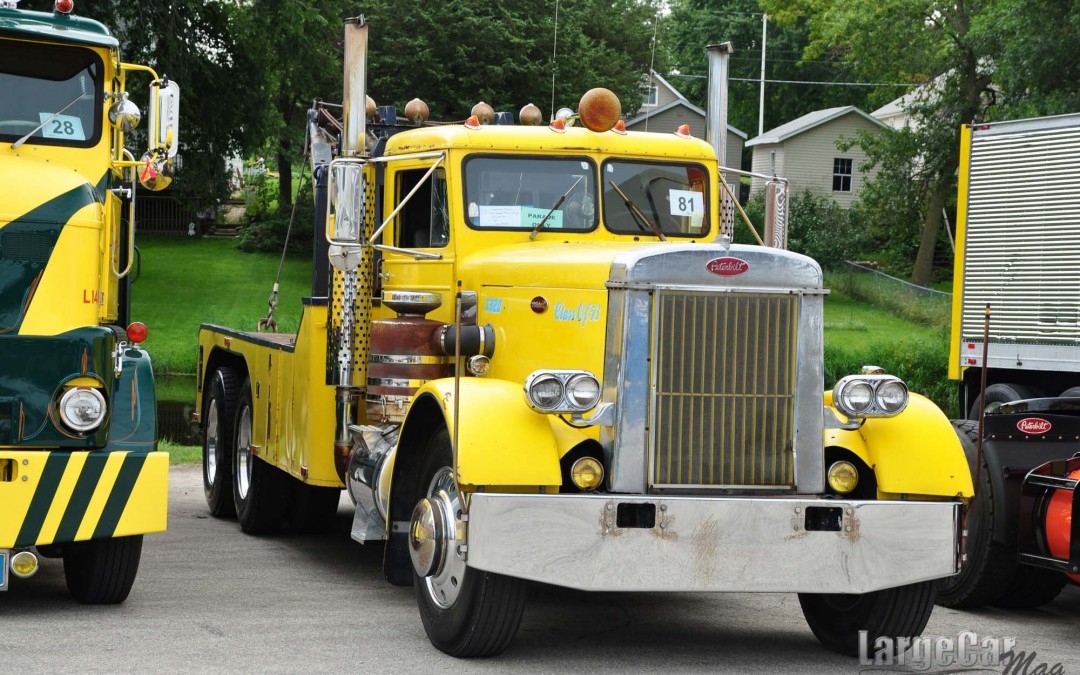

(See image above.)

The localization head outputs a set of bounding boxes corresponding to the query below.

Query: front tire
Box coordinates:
[937,420,1015,608]
[203,367,238,517]
[412,429,526,657]
[800,581,937,657]
[63,535,143,604]
[232,379,288,534]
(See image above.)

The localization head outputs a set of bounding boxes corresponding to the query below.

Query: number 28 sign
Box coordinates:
[39,113,86,141]
[668,189,704,216]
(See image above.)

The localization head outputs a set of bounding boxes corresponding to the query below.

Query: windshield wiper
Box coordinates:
[608,180,666,241]
[530,175,585,240]
[12,92,90,149]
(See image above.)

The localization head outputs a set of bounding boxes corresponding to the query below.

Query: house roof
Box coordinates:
[648,70,684,101]
[746,106,885,147]
[624,98,748,139]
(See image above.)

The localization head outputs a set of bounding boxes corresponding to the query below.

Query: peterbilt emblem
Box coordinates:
[706,257,749,276]
[1017,418,1052,434]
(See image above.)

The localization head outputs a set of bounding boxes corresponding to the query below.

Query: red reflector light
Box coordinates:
[127,322,148,343]
[55,0,74,13]
[675,124,691,138]
[612,120,627,135]
[464,115,481,130]
[549,118,566,133]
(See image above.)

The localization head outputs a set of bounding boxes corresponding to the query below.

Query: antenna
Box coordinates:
[550,0,560,122]
[645,14,659,132]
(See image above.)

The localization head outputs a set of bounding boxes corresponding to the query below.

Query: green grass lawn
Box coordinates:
[131,235,313,374]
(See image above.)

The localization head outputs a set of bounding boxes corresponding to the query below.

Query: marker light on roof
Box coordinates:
[675,124,692,138]
[549,118,567,133]
[55,0,74,13]
[464,115,482,130]
[612,120,627,135]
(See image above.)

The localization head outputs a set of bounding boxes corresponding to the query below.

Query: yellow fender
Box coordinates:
[406,378,575,487]
[825,392,973,499]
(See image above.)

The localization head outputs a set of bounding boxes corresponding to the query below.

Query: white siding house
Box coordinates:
[746,106,886,209]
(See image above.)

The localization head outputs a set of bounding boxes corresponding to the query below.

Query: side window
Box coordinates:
[396,167,449,249]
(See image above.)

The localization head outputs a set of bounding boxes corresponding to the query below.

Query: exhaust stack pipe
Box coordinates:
[707,42,735,240]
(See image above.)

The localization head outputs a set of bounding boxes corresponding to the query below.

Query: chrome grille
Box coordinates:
[652,291,797,488]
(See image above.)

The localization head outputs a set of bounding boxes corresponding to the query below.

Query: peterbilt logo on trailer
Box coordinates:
[1017,418,1052,434]
[706,257,749,276]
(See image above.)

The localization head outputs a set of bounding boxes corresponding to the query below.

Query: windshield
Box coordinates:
[602,160,710,238]
[0,40,103,148]
[464,156,597,232]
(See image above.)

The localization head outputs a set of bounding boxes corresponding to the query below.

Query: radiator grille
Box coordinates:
[653,291,797,488]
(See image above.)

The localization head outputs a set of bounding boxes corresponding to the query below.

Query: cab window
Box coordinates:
[0,40,103,148]
[396,167,449,248]
[602,160,710,238]
[463,156,597,232]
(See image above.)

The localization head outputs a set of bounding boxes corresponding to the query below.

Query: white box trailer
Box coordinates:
[950,113,1080,418]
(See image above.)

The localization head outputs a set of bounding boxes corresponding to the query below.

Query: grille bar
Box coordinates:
[652,291,797,488]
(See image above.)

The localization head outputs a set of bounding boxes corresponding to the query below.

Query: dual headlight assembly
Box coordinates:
[832,374,909,419]
[523,370,601,414]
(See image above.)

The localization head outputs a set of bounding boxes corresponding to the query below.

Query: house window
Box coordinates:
[832,158,853,192]
[645,85,659,107]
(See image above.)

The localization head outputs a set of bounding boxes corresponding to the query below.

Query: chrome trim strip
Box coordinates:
[466,493,961,593]
[367,377,427,388]
[369,353,445,365]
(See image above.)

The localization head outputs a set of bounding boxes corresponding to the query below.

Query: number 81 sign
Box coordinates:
[668,189,704,216]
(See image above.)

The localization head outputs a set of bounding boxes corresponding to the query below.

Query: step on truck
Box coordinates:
[938,114,1079,609]
[196,18,973,657]
[0,0,179,602]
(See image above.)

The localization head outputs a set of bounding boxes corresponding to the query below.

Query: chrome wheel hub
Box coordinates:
[410,467,467,609]
[236,406,252,500]
[205,401,219,485]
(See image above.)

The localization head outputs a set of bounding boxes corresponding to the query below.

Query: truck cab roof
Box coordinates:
[0,5,117,48]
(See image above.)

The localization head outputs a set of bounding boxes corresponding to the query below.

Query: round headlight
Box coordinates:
[58,387,107,432]
[527,375,564,410]
[840,381,874,415]
[876,380,909,413]
[565,374,601,411]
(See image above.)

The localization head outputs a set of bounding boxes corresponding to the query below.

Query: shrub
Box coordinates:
[736,190,868,269]
[237,174,315,255]
[825,338,956,418]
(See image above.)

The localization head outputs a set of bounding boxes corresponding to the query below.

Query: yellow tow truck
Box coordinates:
[196,17,972,657]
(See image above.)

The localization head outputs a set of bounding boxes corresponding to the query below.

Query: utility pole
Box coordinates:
[758,13,767,136]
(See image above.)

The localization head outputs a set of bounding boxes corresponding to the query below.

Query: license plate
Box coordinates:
[0,550,7,591]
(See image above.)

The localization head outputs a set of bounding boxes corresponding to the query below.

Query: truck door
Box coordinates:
[379,159,455,324]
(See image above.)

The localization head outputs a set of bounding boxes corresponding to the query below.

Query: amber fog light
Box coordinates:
[570,457,604,491]
[827,461,859,494]
[11,550,39,579]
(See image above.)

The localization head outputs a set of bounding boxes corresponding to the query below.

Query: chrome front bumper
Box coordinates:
[466,494,961,594]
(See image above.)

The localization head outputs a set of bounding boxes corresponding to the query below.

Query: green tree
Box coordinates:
[361,0,663,121]
[665,0,872,139]
[760,0,994,285]
[239,0,348,211]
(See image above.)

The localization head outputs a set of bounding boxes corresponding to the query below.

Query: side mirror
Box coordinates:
[108,93,141,132]
[149,78,179,159]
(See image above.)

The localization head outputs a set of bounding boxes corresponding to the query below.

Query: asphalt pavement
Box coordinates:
[1,465,1077,674]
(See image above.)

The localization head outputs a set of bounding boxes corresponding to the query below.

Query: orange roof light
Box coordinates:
[464,115,482,130]
[612,120,627,135]
[675,124,692,138]
[549,118,567,133]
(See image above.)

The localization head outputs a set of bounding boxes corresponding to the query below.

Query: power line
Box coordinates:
[668,73,918,88]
